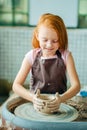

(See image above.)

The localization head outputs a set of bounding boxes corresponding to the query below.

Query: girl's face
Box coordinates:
[37,25,60,57]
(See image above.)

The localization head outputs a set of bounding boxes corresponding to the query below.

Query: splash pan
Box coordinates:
[1,96,87,130]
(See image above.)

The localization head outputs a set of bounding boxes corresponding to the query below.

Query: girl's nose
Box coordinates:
[46,41,52,48]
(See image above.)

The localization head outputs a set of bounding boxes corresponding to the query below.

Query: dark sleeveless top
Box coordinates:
[30,50,67,94]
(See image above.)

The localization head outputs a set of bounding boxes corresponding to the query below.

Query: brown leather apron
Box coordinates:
[30,50,67,94]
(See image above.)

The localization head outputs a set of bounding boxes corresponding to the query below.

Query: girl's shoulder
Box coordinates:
[25,48,41,65]
[61,50,71,65]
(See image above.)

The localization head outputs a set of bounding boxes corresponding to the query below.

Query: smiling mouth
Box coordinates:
[45,48,54,51]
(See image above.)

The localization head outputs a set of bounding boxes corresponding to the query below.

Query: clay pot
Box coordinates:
[33,89,59,114]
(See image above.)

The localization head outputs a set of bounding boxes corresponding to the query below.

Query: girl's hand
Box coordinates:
[47,92,61,112]
[33,89,44,111]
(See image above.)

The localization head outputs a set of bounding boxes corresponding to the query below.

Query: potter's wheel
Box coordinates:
[14,102,78,122]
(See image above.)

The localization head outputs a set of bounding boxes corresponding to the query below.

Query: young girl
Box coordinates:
[12,13,80,112]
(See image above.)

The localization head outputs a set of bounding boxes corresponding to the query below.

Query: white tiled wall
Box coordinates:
[0,27,33,84]
[0,27,87,86]
[67,29,87,86]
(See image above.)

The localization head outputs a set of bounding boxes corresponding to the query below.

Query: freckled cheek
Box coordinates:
[39,42,46,48]
[56,43,60,49]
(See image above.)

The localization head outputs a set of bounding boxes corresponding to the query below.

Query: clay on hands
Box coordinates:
[33,89,60,114]
[47,92,61,112]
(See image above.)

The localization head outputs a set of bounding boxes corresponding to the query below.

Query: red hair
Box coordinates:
[32,13,68,50]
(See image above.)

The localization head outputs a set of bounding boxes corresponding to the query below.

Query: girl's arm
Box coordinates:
[60,53,81,103]
[12,57,34,102]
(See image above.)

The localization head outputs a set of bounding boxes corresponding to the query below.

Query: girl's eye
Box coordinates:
[42,39,48,42]
[52,40,58,43]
